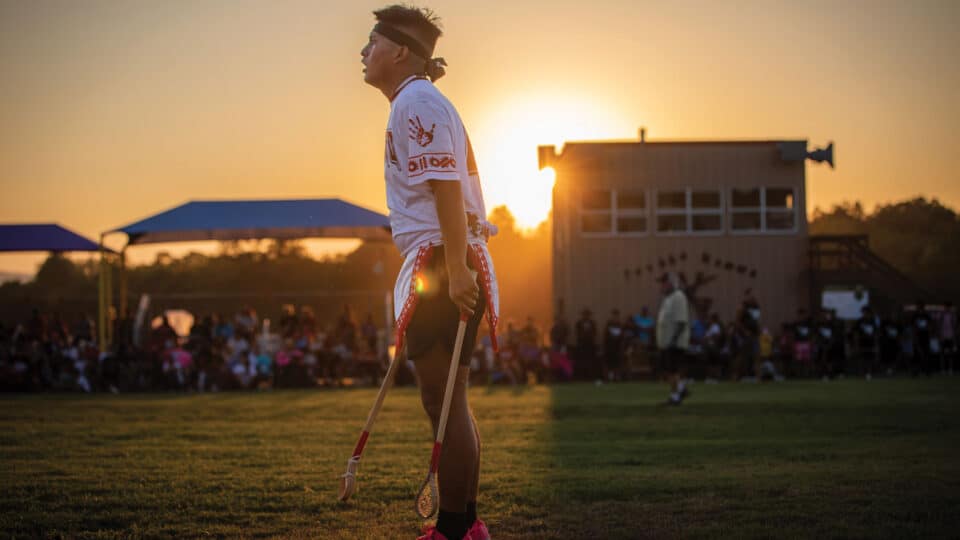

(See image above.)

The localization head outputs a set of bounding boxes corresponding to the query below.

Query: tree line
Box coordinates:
[808,197,960,302]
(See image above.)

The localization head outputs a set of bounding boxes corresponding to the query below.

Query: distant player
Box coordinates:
[656,273,690,405]
[361,5,499,539]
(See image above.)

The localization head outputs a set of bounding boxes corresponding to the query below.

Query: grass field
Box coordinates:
[2,378,959,539]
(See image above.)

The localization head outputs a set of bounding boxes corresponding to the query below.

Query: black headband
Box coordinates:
[373,22,432,60]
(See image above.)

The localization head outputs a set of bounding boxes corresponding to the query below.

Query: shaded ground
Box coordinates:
[1,378,958,538]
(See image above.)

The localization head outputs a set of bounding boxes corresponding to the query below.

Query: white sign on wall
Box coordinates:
[822,287,869,320]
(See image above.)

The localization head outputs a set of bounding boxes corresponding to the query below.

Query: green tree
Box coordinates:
[810,197,960,302]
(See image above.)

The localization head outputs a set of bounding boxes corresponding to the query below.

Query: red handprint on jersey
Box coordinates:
[408,116,435,147]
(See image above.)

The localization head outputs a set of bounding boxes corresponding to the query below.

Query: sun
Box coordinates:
[495,166,556,232]
[472,93,630,232]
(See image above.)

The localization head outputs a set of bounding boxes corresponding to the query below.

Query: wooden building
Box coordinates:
[540,134,832,331]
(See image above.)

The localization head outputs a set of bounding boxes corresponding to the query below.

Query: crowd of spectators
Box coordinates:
[513,296,959,385]
[0,304,388,393]
[2,296,957,392]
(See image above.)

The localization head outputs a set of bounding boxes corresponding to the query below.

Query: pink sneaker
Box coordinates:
[466,520,490,540]
[417,525,450,540]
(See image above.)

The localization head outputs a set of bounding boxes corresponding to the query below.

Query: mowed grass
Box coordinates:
[1,378,959,539]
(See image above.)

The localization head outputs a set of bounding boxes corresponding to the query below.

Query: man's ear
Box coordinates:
[392,44,410,65]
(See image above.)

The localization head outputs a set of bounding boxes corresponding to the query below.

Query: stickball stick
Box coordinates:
[338,347,404,501]
[415,311,470,518]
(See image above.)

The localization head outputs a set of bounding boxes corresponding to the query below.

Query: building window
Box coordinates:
[766,187,795,230]
[730,187,797,233]
[655,188,722,234]
[730,188,761,232]
[580,189,613,234]
[580,189,648,235]
[690,190,722,233]
[655,190,686,233]
[582,189,612,211]
[581,213,612,233]
[616,191,647,234]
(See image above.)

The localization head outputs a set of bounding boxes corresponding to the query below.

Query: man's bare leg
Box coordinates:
[466,408,481,524]
[415,342,478,537]
[469,410,480,499]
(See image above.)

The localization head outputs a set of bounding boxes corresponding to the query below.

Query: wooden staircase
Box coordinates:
[808,235,930,312]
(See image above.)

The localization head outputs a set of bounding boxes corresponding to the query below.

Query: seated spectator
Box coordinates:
[235,306,258,339]
[171,342,194,388]
[489,351,520,385]
[229,353,255,389]
[704,313,725,380]
[349,335,384,386]
[520,317,545,383]
[279,304,299,339]
[275,339,304,387]
[226,333,250,359]
[634,307,655,350]
[299,306,318,346]
[469,341,489,386]
[150,316,178,353]
[689,316,706,355]
[189,315,214,345]
[71,314,94,344]
[314,326,340,386]
[159,340,183,390]
[26,309,48,343]
[336,304,358,359]
[253,345,274,389]
[549,347,573,382]
[214,313,234,342]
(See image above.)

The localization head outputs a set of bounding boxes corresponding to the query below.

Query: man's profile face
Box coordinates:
[360,31,397,87]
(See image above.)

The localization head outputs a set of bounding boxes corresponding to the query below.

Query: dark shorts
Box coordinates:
[406,246,487,367]
[660,346,687,373]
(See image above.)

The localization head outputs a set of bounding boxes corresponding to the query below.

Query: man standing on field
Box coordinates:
[361,5,499,540]
[656,272,690,405]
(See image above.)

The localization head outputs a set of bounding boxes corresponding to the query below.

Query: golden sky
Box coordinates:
[1,0,958,276]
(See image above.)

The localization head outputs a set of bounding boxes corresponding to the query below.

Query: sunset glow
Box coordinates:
[474,94,632,231]
[0,1,958,275]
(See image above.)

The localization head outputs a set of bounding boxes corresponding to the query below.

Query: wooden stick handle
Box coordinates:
[352,347,403,457]
[435,317,468,446]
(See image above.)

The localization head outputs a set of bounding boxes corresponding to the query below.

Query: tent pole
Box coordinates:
[107,254,114,346]
[119,246,128,319]
[98,234,107,352]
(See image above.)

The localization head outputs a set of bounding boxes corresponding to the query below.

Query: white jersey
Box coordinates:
[656,289,691,350]
[384,75,490,257]
[383,75,501,351]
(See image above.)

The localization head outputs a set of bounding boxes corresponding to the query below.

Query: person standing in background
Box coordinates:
[656,273,690,405]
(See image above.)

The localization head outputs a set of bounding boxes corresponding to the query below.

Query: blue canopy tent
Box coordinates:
[109,199,392,245]
[0,224,112,343]
[0,224,108,252]
[99,198,393,348]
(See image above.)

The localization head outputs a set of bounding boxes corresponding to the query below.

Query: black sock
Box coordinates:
[466,501,477,525]
[437,509,468,540]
